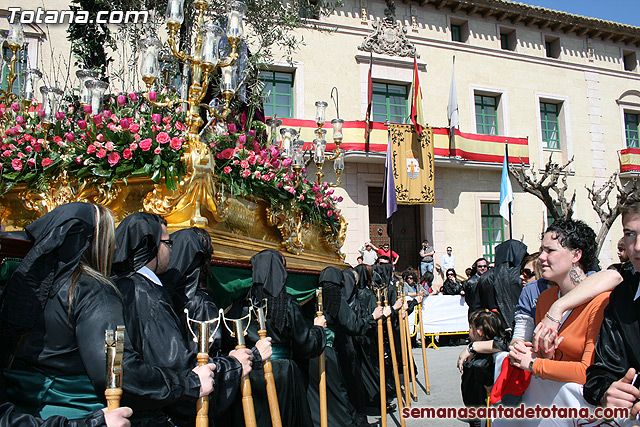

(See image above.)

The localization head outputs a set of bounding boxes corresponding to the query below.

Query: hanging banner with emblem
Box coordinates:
[388,123,435,205]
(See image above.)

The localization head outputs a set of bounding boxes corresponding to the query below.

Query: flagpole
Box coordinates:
[506,143,513,240]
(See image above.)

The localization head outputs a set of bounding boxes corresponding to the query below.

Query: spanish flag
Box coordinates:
[411,55,425,134]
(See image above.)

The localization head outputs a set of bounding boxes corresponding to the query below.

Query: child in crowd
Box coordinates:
[461,310,507,426]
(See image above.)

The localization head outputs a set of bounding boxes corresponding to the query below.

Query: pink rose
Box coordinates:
[41,158,53,167]
[240,160,249,169]
[27,158,36,168]
[65,132,75,143]
[221,148,234,160]
[248,130,256,138]
[156,132,170,144]
[149,92,157,102]
[117,94,126,106]
[96,148,107,158]
[238,134,247,146]
[83,105,92,115]
[120,118,130,129]
[139,138,152,151]
[154,147,161,154]
[76,157,82,164]
[129,142,138,150]
[93,115,102,125]
[103,110,111,118]
[11,104,20,112]
[2,150,11,157]
[55,111,65,121]
[129,92,138,102]
[253,171,261,179]
[241,169,251,178]
[327,210,333,216]
[129,123,140,133]
[107,123,117,131]
[86,145,97,154]
[25,146,33,153]
[170,137,182,150]
[37,109,45,118]
[227,123,237,133]
[223,166,232,174]
[96,134,105,142]
[122,148,132,159]
[175,122,185,132]
[262,174,272,182]
[162,116,171,125]
[108,152,120,166]
[105,141,115,151]
[152,114,161,125]
[15,116,25,125]
[77,120,87,130]
[282,158,292,168]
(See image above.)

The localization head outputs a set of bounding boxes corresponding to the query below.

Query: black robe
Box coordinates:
[0,402,105,427]
[584,263,640,406]
[220,295,326,427]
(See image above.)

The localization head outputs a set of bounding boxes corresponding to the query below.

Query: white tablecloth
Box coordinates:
[407,295,469,335]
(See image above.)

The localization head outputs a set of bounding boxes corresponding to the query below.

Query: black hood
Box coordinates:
[112,212,163,277]
[250,249,287,298]
[0,202,96,367]
[494,240,528,268]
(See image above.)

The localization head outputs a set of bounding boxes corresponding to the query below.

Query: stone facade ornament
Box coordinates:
[358,0,418,58]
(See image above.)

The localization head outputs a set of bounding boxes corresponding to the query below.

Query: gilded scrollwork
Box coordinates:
[266,203,310,256]
[324,215,347,259]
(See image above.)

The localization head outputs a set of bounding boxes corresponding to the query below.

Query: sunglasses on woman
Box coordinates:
[521,268,534,279]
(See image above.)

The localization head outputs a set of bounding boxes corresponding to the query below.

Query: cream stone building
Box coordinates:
[2,0,640,274]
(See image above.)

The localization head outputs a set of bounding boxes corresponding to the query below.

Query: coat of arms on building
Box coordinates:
[358,0,418,58]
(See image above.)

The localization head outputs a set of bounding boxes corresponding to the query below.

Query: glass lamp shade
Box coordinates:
[220,63,238,94]
[226,1,247,40]
[313,139,326,164]
[280,128,298,157]
[39,86,64,124]
[201,24,223,66]
[334,149,345,172]
[23,69,42,101]
[76,69,99,104]
[266,118,282,143]
[331,118,344,140]
[85,80,109,115]
[292,139,305,167]
[165,0,185,26]
[139,38,163,81]
[7,21,24,48]
[315,101,328,125]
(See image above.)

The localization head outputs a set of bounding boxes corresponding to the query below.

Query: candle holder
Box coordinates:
[311,98,345,186]
[266,118,282,145]
[0,21,25,107]
[22,68,42,109]
[39,86,64,135]
[86,80,109,116]
[76,69,100,105]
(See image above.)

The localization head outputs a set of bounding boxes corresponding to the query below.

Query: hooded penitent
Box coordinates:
[353,264,371,290]
[318,266,344,319]
[0,202,96,367]
[250,249,288,333]
[159,228,210,312]
[112,212,163,278]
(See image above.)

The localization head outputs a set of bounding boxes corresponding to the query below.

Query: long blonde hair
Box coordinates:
[69,204,118,306]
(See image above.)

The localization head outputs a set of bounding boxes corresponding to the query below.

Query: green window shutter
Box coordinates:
[540,102,560,150]
[475,95,498,135]
[259,70,294,119]
[624,112,639,148]
[481,202,504,263]
[371,82,408,124]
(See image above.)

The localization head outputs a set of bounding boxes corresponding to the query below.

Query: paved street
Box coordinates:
[368,343,470,427]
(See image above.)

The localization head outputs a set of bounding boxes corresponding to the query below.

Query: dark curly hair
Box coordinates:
[544,219,598,272]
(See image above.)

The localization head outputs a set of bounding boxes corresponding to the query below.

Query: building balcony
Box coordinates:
[620,147,640,176]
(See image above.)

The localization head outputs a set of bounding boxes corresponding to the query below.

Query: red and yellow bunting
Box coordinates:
[620,148,640,172]
[276,119,529,165]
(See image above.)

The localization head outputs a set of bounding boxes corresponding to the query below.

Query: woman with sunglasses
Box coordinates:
[442,269,463,295]
[519,252,540,286]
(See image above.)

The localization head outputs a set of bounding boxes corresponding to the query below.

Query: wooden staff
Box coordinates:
[405,298,418,402]
[384,288,406,427]
[105,326,124,411]
[195,322,211,427]
[256,305,282,427]
[396,284,411,408]
[376,288,387,427]
[316,289,328,427]
[233,318,257,427]
[417,298,430,394]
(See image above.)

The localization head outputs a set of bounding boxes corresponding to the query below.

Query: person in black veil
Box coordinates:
[157,227,246,425]
[0,402,132,427]
[111,213,223,426]
[353,264,382,410]
[307,267,383,427]
[0,203,215,425]
[218,249,324,427]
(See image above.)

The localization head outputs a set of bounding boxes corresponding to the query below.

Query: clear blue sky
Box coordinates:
[517,1,640,27]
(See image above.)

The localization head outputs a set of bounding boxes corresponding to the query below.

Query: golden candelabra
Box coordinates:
[141,0,246,227]
[0,21,26,124]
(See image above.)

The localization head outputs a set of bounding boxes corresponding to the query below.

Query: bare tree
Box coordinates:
[587,174,640,257]
[509,154,576,221]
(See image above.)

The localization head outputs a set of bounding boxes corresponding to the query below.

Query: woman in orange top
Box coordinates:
[509,219,608,384]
